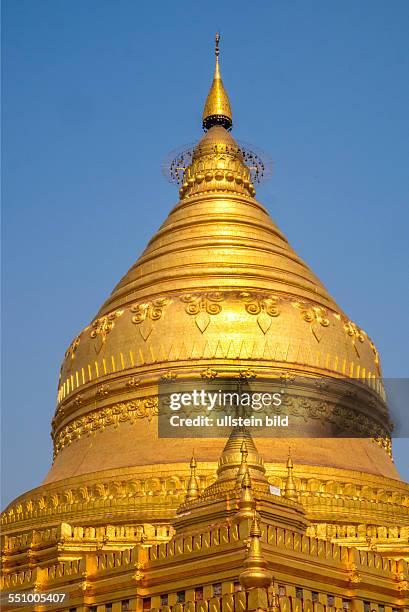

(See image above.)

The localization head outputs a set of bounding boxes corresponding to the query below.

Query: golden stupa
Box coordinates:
[2,35,408,610]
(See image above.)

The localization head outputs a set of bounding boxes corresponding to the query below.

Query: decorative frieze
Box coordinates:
[53,397,159,456]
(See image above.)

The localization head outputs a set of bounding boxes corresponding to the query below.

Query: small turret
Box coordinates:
[236,440,249,487]
[239,512,272,590]
[185,453,200,502]
[283,448,298,501]
[236,466,256,521]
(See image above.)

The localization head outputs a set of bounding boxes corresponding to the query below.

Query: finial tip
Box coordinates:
[215,32,220,57]
[190,451,197,469]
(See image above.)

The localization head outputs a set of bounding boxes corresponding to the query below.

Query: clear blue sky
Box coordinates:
[2,0,409,507]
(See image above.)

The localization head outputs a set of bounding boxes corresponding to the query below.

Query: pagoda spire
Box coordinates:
[236,465,256,521]
[202,33,233,131]
[283,448,298,501]
[185,453,200,502]
[216,426,267,485]
[239,512,272,590]
[236,440,249,487]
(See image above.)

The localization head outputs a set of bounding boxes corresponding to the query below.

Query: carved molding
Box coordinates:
[53,398,159,457]
[52,388,392,458]
[2,466,408,532]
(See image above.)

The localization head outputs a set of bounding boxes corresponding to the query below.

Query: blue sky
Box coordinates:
[2,0,409,506]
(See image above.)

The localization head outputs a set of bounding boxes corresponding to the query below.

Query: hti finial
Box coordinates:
[215,32,220,58]
[202,33,232,131]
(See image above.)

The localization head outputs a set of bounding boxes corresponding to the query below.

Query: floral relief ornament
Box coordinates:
[65,335,81,361]
[238,368,257,379]
[344,320,365,357]
[161,371,177,381]
[90,310,123,353]
[131,297,169,341]
[280,372,296,383]
[126,376,141,390]
[201,368,218,379]
[96,384,109,399]
[181,292,224,333]
[369,338,381,375]
[293,301,330,343]
[239,291,280,334]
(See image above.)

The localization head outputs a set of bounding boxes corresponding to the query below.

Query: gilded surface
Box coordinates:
[2,35,408,611]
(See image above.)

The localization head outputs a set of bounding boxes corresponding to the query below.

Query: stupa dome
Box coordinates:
[48,63,392,484]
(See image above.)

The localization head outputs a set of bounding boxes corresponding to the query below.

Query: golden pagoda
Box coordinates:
[1,35,409,611]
